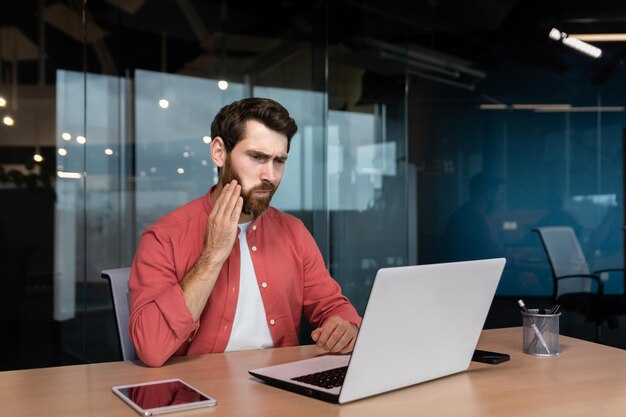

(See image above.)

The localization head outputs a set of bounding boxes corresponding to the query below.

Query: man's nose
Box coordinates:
[260,162,276,183]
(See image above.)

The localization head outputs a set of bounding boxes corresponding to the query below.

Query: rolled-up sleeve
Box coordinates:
[129,228,198,367]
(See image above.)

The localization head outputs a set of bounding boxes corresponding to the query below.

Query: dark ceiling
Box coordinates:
[0,0,625,89]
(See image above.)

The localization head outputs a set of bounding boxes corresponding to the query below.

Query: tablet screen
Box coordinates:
[113,379,216,415]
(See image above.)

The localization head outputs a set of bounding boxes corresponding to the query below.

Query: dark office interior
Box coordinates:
[1,0,626,371]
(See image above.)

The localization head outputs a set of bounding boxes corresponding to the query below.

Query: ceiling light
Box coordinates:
[177,168,185,174]
[33,153,44,163]
[57,171,82,179]
[549,28,602,58]
[159,99,170,109]
[512,104,571,110]
[218,80,228,90]
[570,33,626,42]
[58,148,68,156]
[534,106,625,113]
[479,104,508,110]
[0,97,6,107]
[61,132,72,141]
[202,136,211,144]
[76,135,86,144]
[104,148,114,155]
[3,115,15,126]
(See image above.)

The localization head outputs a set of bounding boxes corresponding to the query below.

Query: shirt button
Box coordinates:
[252,225,257,231]
[251,246,257,252]
[269,319,275,326]
[261,282,267,288]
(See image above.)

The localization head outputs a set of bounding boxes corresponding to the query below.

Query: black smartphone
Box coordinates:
[472,349,510,365]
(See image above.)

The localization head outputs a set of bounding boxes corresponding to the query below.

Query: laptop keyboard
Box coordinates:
[291,366,348,389]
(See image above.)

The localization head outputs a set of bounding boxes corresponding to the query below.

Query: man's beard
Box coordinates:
[220,156,277,217]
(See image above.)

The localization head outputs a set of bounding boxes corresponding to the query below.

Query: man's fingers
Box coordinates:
[231,196,243,221]
[202,181,242,265]
[326,326,349,353]
[222,183,242,218]
[339,338,356,354]
[315,320,338,348]
[210,183,228,219]
[312,318,358,354]
[213,181,239,218]
[311,328,321,342]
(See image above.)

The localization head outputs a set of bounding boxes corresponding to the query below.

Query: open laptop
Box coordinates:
[249,258,506,404]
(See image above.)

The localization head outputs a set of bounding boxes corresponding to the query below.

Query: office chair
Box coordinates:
[102,267,138,361]
[533,226,626,341]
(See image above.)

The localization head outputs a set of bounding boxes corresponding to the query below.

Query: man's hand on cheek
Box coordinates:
[311,316,359,354]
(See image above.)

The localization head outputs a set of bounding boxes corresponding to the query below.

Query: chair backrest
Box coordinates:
[533,226,592,297]
[101,267,137,361]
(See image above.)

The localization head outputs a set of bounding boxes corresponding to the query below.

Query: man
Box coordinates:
[445,172,505,262]
[129,98,361,367]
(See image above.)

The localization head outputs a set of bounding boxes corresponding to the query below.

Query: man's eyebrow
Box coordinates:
[247,150,288,160]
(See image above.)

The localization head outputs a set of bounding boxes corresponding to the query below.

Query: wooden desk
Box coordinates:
[3,327,626,417]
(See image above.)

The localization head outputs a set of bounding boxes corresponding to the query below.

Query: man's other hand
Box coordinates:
[311,316,358,354]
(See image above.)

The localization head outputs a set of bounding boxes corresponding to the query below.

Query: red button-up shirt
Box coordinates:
[129,189,362,367]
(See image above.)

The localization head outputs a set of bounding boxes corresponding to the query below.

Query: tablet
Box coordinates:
[112,378,217,416]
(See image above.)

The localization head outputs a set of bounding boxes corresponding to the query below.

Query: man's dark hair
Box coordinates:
[210,97,298,153]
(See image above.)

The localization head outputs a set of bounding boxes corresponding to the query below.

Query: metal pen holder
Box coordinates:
[522,309,560,356]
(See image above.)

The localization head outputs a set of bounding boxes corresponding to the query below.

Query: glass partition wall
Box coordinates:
[2,0,626,369]
[51,1,411,363]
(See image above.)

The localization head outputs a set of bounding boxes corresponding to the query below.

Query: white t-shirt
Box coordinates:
[224,221,274,352]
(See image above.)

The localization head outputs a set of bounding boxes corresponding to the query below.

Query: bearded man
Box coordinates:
[129,98,361,367]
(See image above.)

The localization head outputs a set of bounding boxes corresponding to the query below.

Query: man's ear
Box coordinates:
[211,137,227,168]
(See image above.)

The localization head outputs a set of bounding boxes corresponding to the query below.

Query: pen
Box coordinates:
[529,304,560,351]
[518,299,551,355]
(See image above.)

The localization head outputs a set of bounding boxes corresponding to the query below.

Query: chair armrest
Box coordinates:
[556,274,604,294]
[593,268,624,274]
[592,269,625,295]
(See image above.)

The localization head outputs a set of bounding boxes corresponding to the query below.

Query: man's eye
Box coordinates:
[275,160,285,165]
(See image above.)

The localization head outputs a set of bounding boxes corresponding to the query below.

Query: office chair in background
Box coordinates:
[102,267,138,361]
[534,226,626,342]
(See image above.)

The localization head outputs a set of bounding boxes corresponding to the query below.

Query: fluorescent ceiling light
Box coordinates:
[479,104,508,110]
[535,106,625,113]
[570,34,626,42]
[512,104,571,110]
[549,28,602,58]
[479,103,623,112]
[57,171,82,179]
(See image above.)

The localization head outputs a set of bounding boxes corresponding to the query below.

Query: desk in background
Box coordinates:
[3,328,626,417]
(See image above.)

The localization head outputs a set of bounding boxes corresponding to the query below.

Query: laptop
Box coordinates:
[249,258,506,404]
